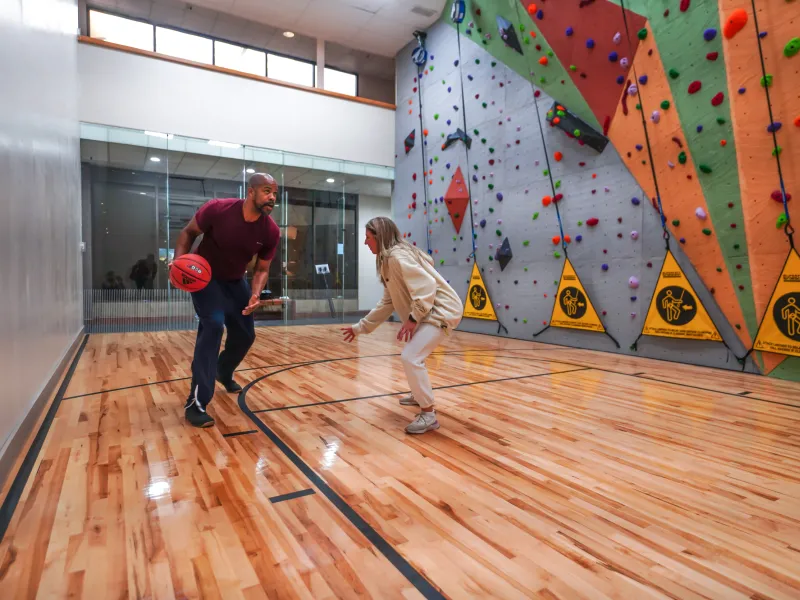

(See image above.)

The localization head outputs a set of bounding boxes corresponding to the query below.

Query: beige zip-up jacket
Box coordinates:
[352,244,463,336]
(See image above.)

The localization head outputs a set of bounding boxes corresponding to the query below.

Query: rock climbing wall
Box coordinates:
[392,0,799,379]
[393,4,749,371]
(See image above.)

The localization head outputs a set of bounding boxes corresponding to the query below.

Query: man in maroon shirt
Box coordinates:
[174,173,280,428]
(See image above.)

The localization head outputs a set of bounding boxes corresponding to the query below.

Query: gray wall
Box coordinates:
[395,21,750,372]
[0,0,83,462]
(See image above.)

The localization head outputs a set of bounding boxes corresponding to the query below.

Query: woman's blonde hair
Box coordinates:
[365,216,430,281]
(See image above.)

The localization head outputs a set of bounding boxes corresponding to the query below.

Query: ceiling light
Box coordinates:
[326,178,335,183]
[208,140,241,149]
[149,156,161,162]
[246,168,255,174]
[144,130,173,139]
[283,31,295,38]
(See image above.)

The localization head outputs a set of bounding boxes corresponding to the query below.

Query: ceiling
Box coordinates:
[81,139,394,197]
[91,0,445,64]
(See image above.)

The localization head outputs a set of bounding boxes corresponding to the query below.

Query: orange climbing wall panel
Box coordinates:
[608,22,752,348]
[719,0,799,373]
[518,0,647,130]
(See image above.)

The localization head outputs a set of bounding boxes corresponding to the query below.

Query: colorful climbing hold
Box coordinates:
[586,217,599,227]
[707,52,719,61]
[696,207,707,219]
[638,28,648,40]
[601,264,609,271]
[698,164,712,174]
[669,68,680,79]
[661,100,671,109]
[632,197,641,205]
[711,92,725,106]
[672,219,680,226]
[703,28,717,42]
[786,38,800,58]
[688,81,702,94]
[631,231,639,240]
[678,151,687,164]
[723,8,748,39]
[680,0,690,13]
[702,228,712,236]
[554,151,563,162]
[608,51,618,62]
[761,74,774,87]
[771,190,792,202]
[629,276,640,289]
[767,122,783,133]
[586,38,595,49]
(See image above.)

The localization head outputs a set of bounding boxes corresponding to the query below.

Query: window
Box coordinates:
[324,67,357,97]
[89,10,153,52]
[268,54,314,87]
[155,26,212,64]
[214,41,266,77]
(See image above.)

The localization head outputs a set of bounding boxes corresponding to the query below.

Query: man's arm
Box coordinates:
[174,216,204,259]
[243,257,271,315]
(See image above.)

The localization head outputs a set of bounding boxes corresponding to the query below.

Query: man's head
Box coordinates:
[246,173,277,216]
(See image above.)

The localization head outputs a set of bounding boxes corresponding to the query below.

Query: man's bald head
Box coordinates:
[246,172,278,217]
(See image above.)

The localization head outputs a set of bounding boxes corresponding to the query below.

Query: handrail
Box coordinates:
[77,35,397,111]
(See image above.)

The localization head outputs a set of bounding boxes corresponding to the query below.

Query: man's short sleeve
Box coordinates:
[195,199,220,232]
[257,218,281,261]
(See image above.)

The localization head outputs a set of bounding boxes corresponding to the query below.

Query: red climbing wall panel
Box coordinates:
[444,167,471,234]
[520,0,647,129]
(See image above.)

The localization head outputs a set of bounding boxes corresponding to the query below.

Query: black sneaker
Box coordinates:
[184,396,215,428]
[217,376,242,393]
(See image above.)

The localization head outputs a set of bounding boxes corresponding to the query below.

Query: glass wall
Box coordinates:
[80,123,393,332]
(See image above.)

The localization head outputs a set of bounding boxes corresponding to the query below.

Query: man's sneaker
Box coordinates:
[405,411,440,434]
[217,376,242,393]
[398,394,419,406]
[185,388,215,428]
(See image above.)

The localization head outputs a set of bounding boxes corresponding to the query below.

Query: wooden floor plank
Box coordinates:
[2,324,800,599]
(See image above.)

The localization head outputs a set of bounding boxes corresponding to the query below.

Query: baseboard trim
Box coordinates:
[0,329,87,540]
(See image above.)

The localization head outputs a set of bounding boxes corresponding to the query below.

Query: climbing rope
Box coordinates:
[618,0,670,251]
[415,64,433,255]
[748,0,794,248]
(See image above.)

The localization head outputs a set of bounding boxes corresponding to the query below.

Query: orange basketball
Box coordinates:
[170,254,211,292]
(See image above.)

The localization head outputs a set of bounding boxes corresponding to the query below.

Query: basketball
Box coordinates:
[170,254,211,292]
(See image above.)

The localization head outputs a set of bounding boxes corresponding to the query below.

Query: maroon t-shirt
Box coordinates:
[194,198,280,281]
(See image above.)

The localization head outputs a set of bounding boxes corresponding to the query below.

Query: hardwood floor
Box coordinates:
[1,324,799,599]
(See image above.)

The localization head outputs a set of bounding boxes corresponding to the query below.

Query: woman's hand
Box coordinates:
[341,326,356,343]
[397,319,417,342]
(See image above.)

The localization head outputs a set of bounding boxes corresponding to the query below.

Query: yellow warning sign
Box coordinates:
[641,251,722,341]
[753,249,800,358]
[549,258,605,332]
[463,262,498,321]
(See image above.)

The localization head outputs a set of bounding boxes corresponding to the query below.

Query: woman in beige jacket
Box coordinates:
[342,216,464,434]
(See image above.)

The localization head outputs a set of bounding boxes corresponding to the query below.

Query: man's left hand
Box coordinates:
[242,294,262,315]
[397,319,417,342]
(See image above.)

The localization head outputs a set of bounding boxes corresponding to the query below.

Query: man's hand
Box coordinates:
[242,294,262,315]
[397,319,417,342]
[341,326,356,343]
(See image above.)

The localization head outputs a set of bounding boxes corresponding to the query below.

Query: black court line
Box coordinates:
[0,334,89,544]
[497,353,800,412]
[222,430,257,438]
[253,367,591,414]
[61,346,546,401]
[269,489,316,504]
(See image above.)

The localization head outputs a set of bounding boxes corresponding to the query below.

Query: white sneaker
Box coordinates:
[398,394,419,406]
[405,411,440,434]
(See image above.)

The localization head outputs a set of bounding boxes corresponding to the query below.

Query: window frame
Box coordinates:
[266,52,317,88]
[322,65,359,97]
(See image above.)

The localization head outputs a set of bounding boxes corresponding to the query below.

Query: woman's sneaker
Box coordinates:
[405,411,440,434]
[399,394,419,406]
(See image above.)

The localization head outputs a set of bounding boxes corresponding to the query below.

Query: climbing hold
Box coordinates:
[496,229,502,236]
[638,28,648,40]
[688,81,702,94]
[636,144,643,151]
[771,190,792,202]
[761,75,773,87]
[711,92,725,106]
[738,87,746,94]
[773,146,783,157]
[672,219,680,226]
[554,151,563,162]
[609,51,618,62]
[586,217,599,227]
[613,32,621,44]
[434,113,439,120]
[533,212,539,220]
[716,117,727,124]
[785,38,800,58]
[621,58,629,68]
[566,27,574,36]
[629,276,640,289]
[697,125,704,133]
[696,207,707,219]
[703,28,717,42]
[698,164,712,174]
[669,68,680,79]
[602,264,609,271]
[777,214,789,228]
[767,122,783,133]
[616,75,625,85]
[539,56,549,66]
[702,228,712,236]
[720,140,727,147]
[586,38,595,49]
[707,52,719,61]
[542,196,552,206]
[680,0,690,12]
[628,84,638,96]
[552,236,561,245]
[723,8,748,39]
[668,161,675,168]
[480,219,487,228]
[678,151,687,164]
[639,75,648,85]
[632,197,641,205]
[661,100,671,109]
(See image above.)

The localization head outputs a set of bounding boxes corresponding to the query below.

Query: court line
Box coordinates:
[269,489,316,504]
[238,376,447,600]
[252,366,591,414]
[60,346,549,400]
[222,430,257,438]
[0,334,89,544]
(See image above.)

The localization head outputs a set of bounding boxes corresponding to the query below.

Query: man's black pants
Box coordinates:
[189,277,255,407]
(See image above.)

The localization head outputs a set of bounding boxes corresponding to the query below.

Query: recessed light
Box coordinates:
[283,31,295,38]
[326,178,335,183]
[150,156,161,162]
[246,168,255,174]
